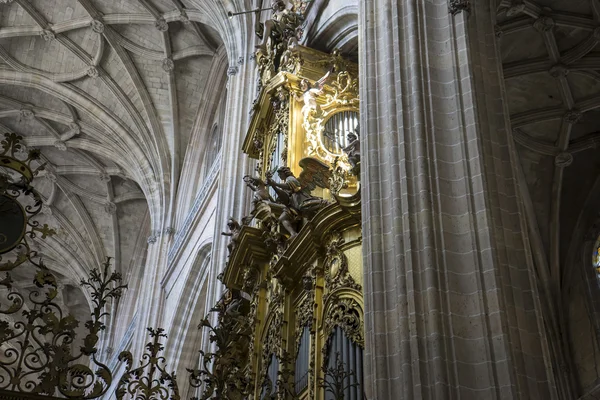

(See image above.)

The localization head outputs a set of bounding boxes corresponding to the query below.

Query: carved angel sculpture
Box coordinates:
[297,71,330,117]
[255,0,305,51]
[242,175,274,225]
[342,126,360,175]
[221,217,242,255]
[266,158,331,238]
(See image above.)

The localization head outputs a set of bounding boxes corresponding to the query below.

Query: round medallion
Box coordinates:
[0,194,27,254]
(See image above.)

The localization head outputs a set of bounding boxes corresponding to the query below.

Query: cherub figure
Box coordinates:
[242,175,274,225]
[296,72,330,117]
[221,217,242,255]
[342,126,360,175]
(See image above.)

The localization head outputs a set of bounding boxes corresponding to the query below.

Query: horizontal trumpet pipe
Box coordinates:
[227,8,272,18]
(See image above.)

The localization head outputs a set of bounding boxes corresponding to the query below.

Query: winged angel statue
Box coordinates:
[266,157,332,238]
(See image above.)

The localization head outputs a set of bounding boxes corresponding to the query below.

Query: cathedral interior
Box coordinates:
[3,0,600,399]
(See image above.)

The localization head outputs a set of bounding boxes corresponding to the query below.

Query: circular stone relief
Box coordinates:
[0,194,27,254]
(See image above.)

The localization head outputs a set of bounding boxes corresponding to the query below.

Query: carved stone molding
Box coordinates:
[41,204,52,215]
[533,16,555,33]
[68,122,81,135]
[45,171,57,183]
[104,202,117,215]
[506,2,526,17]
[40,29,55,42]
[86,66,99,78]
[154,18,168,32]
[227,66,239,76]
[162,58,174,72]
[564,109,582,124]
[554,152,573,168]
[91,19,105,34]
[19,107,34,120]
[179,10,190,24]
[53,140,67,151]
[549,64,569,78]
[449,0,470,15]
[147,235,157,244]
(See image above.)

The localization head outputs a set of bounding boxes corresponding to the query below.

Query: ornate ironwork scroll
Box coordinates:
[0,258,126,398]
[188,291,251,400]
[318,353,360,400]
[116,328,180,400]
[0,133,54,270]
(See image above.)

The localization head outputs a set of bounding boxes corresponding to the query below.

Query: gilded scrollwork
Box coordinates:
[259,280,285,395]
[323,232,361,298]
[265,87,290,174]
[323,297,364,351]
[294,267,316,351]
[302,70,359,166]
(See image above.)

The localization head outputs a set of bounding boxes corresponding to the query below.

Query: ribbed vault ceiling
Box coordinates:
[497,0,600,269]
[0,0,224,313]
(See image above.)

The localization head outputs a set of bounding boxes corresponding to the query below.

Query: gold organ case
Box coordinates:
[221,44,364,400]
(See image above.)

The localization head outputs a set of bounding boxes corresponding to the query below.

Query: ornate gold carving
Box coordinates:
[294,267,316,350]
[254,1,309,86]
[259,279,285,394]
[265,87,290,174]
[303,70,359,166]
[324,297,364,350]
[328,157,349,196]
[323,232,361,298]
[189,292,251,399]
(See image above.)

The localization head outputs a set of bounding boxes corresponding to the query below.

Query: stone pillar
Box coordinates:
[359,1,557,399]
[204,28,257,321]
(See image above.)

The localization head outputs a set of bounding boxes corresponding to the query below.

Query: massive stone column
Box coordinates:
[358,1,557,399]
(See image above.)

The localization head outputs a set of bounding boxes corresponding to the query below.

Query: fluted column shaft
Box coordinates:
[359,1,556,399]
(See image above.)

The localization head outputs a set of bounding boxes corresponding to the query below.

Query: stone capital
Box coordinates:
[227,66,239,76]
[448,0,470,15]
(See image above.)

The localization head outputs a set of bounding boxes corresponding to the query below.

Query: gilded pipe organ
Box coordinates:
[218,39,364,399]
